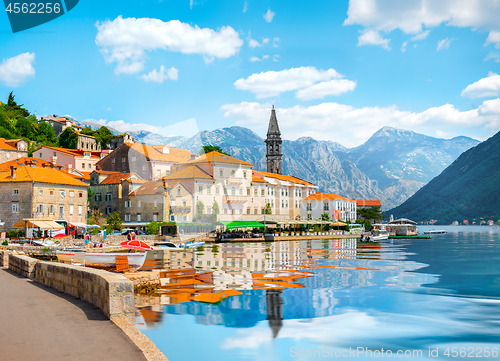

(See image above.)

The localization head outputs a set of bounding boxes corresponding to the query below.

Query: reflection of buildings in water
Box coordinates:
[135,305,163,330]
[266,289,283,338]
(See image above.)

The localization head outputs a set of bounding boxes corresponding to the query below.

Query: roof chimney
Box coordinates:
[10,166,17,178]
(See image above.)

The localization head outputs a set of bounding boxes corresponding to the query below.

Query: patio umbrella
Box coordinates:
[120,240,153,251]
[330,221,347,230]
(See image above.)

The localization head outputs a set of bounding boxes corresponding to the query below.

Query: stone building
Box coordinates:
[300,192,357,222]
[109,133,134,149]
[39,115,84,136]
[77,132,101,152]
[265,106,282,175]
[95,141,193,181]
[0,166,88,231]
[0,138,28,164]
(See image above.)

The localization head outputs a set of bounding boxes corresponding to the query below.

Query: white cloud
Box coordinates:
[140,65,179,83]
[247,32,270,48]
[357,29,391,50]
[0,52,35,87]
[411,30,430,41]
[461,72,500,98]
[233,66,356,99]
[273,37,280,47]
[485,53,500,63]
[249,55,269,62]
[83,117,199,138]
[243,1,248,13]
[95,16,243,75]
[485,31,500,49]
[189,0,193,9]
[220,99,499,147]
[437,37,453,51]
[263,8,275,23]
[401,41,408,52]
[344,0,500,49]
[273,54,280,62]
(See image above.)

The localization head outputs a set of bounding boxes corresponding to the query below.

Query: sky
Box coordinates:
[1,0,500,148]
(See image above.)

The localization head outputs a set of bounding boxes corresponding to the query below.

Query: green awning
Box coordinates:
[220,221,265,229]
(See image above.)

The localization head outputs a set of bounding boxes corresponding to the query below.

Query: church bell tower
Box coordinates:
[265,105,282,174]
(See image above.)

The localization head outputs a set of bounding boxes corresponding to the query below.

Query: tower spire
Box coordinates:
[265,106,282,174]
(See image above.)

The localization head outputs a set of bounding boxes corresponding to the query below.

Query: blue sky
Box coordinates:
[1,0,500,147]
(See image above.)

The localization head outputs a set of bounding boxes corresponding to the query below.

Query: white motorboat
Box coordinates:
[56,250,147,271]
[179,240,205,248]
[423,230,447,234]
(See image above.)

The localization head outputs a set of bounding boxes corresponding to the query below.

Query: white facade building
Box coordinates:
[300,192,357,222]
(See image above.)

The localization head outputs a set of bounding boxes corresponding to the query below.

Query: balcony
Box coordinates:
[226,177,244,185]
[223,195,248,203]
[170,206,191,214]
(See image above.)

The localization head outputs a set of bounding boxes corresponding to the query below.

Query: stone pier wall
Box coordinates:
[0,250,11,267]
[7,254,134,321]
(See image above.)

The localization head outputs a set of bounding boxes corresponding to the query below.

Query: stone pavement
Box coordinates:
[0,267,147,361]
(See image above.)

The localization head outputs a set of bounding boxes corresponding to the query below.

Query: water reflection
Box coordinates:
[138,229,500,360]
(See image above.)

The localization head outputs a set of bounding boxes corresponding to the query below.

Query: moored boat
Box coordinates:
[56,251,147,271]
[423,230,447,234]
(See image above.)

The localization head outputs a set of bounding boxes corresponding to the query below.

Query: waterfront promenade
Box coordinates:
[0,267,147,361]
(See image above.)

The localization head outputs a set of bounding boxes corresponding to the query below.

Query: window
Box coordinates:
[261,189,265,196]
[182,201,186,207]
[70,191,74,197]
[106,194,112,202]
[181,215,187,222]
[177,188,181,196]
[69,205,74,215]
[231,187,235,195]
[247,208,250,214]
[122,157,126,163]
[89,164,91,169]
[243,171,247,178]
[220,169,223,177]
[254,209,257,214]
[239,188,243,195]
[247,189,250,196]
[50,205,54,214]
[254,188,257,196]
[199,186,203,194]
[79,192,83,198]
[39,153,42,158]
[171,200,176,206]
[125,200,131,208]
[153,213,158,221]
[231,170,235,177]
[154,200,158,207]
[324,202,329,211]
[307,203,312,211]
[261,208,265,214]
[142,165,146,172]
[125,214,131,221]
[60,191,66,198]
[82,163,85,169]
[95,193,102,201]
[6,153,10,159]
[111,158,115,164]
[137,214,142,222]
[224,188,227,195]
[13,189,19,195]
[307,214,312,220]
[53,152,56,157]
[78,205,82,216]
[138,200,141,207]
[207,207,211,214]
[216,187,220,195]
[105,206,112,214]
[12,203,19,213]
[207,187,211,195]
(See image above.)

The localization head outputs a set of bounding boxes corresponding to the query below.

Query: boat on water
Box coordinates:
[179,240,205,248]
[423,230,447,234]
[155,241,181,248]
[56,251,147,271]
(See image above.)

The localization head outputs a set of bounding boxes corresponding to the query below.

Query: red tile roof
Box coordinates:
[0,138,21,151]
[163,165,213,180]
[356,200,382,207]
[43,146,101,159]
[0,166,87,187]
[301,192,355,202]
[129,142,193,163]
[253,170,316,186]
[185,151,253,166]
[0,157,62,171]
[129,181,167,196]
[99,173,134,185]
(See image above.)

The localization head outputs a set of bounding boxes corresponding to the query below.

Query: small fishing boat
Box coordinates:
[423,230,447,234]
[155,241,181,248]
[56,251,147,271]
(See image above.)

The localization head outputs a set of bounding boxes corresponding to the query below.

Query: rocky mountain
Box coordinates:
[386,130,500,224]
[131,126,478,210]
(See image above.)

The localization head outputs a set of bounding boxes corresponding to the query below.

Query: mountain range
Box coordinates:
[127,126,478,210]
[386,130,500,223]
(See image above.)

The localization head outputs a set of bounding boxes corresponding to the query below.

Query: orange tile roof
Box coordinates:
[253,170,316,186]
[99,173,134,185]
[92,170,121,175]
[0,157,62,171]
[185,151,253,166]
[356,200,381,207]
[62,170,92,181]
[43,146,100,159]
[163,165,213,180]
[251,174,268,183]
[0,138,20,151]
[129,142,193,163]
[0,166,87,187]
[301,192,355,202]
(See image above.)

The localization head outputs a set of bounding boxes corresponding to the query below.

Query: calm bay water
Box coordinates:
[137,226,500,360]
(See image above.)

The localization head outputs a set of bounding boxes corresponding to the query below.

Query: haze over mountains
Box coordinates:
[387,130,500,223]
[127,126,478,210]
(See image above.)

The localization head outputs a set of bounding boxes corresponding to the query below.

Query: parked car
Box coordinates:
[110,230,121,236]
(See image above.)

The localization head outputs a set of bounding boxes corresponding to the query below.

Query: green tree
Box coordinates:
[36,121,58,144]
[265,203,272,214]
[196,201,205,215]
[15,117,37,140]
[80,127,96,136]
[199,145,230,156]
[106,211,122,230]
[96,126,114,149]
[146,221,160,235]
[59,127,79,149]
[0,111,16,137]
[6,92,30,119]
[320,213,331,221]
[358,207,384,223]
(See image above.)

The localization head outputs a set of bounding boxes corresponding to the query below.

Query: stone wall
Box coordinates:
[7,254,134,321]
[0,250,11,267]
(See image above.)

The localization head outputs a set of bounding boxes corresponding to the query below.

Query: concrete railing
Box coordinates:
[7,254,134,321]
